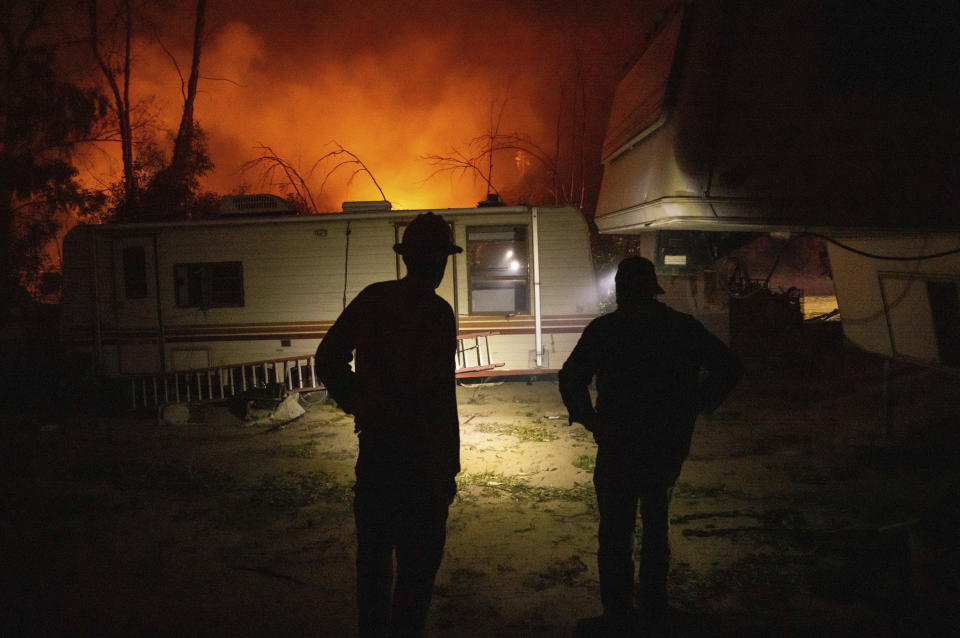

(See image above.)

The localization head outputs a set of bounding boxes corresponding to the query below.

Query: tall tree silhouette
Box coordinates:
[88,0,212,220]
[1,0,107,303]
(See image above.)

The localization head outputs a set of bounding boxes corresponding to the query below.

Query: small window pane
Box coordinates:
[175,262,243,308]
[122,246,147,299]
[210,262,244,306]
[927,280,960,367]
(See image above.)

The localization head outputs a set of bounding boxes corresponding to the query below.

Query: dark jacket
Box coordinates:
[559,299,742,476]
[314,279,460,482]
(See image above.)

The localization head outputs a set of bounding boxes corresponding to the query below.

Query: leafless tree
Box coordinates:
[241,142,387,213]
[162,0,205,202]
[315,143,388,203]
[88,0,211,219]
[421,99,507,201]
[241,145,321,213]
[422,78,591,209]
[87,0,135,203]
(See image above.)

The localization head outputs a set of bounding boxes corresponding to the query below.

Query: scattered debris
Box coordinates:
[231,564,313,586]
[160,404,191,425]
[269,393,306,424]
[233,384,306,428]
[524,555,589,590]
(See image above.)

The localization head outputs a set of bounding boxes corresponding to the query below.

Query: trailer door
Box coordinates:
[113,235,163,374]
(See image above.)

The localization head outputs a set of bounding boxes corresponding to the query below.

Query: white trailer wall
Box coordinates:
[827,234,960,366]
[63,206,600,376]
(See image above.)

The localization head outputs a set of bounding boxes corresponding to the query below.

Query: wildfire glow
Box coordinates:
[74,0,661,212]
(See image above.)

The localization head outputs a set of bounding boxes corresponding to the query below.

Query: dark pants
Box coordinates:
[354,472,451,638]
[594,446,675,623]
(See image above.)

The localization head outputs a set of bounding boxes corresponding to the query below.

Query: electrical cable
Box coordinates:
[709,229,960,301]
[803,232,960,261]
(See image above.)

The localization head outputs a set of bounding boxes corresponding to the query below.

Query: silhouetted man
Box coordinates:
[560,256,743,636]
[315,212,461,638]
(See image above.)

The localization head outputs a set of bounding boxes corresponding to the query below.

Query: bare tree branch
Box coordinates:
[313,142,388,203]
[241,144,319,212]
[153,25,186,101]
[88,0,136,202]
[199,74,244,88]
[241,142,388,212]
[421,153,501,199]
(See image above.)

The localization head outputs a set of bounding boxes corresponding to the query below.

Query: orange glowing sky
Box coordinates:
[70,0,666,212]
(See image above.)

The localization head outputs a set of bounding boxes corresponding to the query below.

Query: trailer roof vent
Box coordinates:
[219,194,293,215]
[477,193,505,207]
[341,200,392,213]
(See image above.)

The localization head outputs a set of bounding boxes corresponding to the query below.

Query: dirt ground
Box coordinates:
[2,340,958,637]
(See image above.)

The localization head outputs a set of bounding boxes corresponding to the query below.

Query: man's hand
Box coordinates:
[568,411,601,446]
[567,411,598,430]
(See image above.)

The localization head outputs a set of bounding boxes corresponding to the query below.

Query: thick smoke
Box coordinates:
[80,0,666,211]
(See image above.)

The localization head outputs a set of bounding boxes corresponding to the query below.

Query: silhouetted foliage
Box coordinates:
[121,122,214,220]
[1,1,109,304]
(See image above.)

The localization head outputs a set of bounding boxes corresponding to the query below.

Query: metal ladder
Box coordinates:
[455,331,504,375]
[127,353,322,410]
[126,332,504,409]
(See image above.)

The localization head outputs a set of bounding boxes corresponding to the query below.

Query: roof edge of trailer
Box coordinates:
[594,196,960,237]
[82,205,553,232]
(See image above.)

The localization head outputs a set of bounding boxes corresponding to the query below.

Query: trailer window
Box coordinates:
[927,280,960,367]
[174,262,244,309]
[122,246,147,299]
[467,226,529,314]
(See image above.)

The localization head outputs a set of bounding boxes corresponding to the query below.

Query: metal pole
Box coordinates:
[153,234,167,374]
[90,229,104,375]
[451,223,460,320]
[531,207,543,368]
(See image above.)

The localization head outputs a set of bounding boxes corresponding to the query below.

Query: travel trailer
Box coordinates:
[61,200,599,405]
[593,0,960,371]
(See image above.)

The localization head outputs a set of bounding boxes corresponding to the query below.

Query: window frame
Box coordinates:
[173,261,245,309]
[465,224,531,315]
